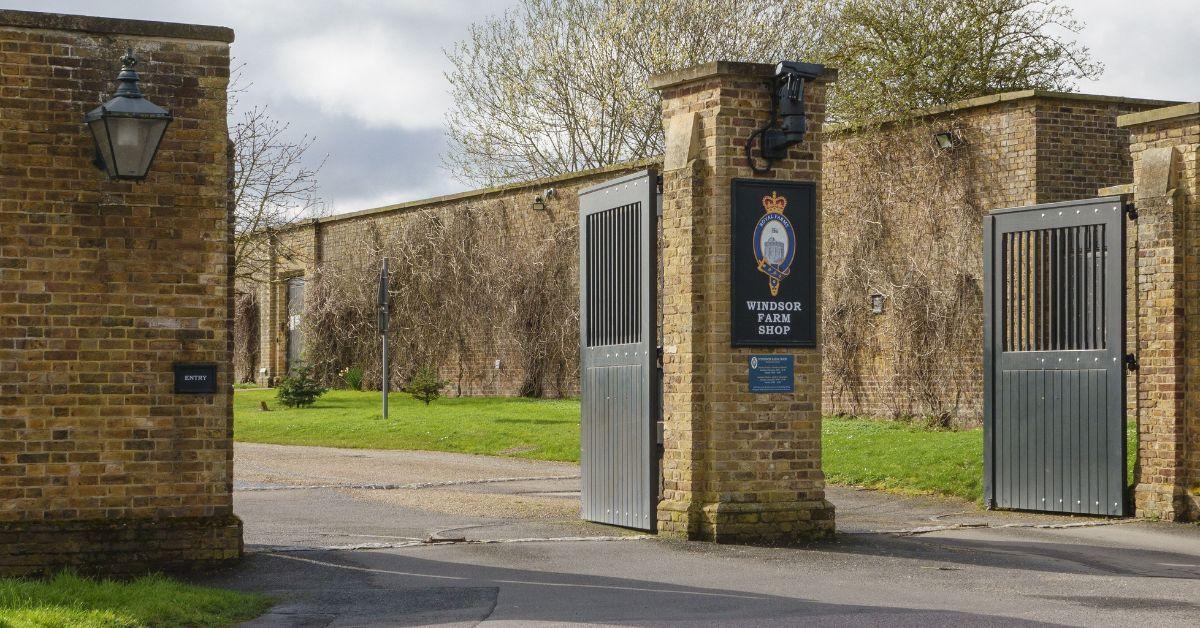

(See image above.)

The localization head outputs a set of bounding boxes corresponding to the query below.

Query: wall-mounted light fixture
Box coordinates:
[85,49,172,181]
[932,130,964,150]
[869,292,886,315]
[543,187,558,200]
[532,195,546,211]
[745,60,826,174]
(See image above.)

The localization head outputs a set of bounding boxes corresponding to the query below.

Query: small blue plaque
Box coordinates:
[748,355,794,393]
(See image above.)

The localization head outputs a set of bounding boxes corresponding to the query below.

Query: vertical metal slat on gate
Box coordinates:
[578,170,658,531]
[984,197,1126,516]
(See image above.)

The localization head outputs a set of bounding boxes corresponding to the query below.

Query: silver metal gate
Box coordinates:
[578,169,658,531]
[286,277,305,373]
[983,197,1127,516]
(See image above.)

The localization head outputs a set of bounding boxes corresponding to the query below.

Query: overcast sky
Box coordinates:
[9,0,1199,214]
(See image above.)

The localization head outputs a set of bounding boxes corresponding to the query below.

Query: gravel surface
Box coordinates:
[234,442,578,487]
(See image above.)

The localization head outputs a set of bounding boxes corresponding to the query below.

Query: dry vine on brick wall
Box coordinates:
[233,291,259,384]
[300,202,579,397]
[824,120,989,426]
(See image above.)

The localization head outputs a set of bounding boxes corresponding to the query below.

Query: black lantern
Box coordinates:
[85,49,172,181]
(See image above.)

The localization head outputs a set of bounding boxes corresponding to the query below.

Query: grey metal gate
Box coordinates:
[286,277,305,373]
[984,197,1127,516]
[578,169,658,531]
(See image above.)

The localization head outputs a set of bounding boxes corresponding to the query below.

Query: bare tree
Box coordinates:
[443,0,1100,185]
[443,0,836,186]
[230,68,326,284]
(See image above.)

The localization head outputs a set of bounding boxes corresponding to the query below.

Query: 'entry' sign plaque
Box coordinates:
[174,363,218,394]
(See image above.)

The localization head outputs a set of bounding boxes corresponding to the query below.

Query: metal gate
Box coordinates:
[578,169,658,531]
[286,277,305,373]
[983,197,1127,516]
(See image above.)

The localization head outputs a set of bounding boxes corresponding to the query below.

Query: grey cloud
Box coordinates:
[11,0,1198,214]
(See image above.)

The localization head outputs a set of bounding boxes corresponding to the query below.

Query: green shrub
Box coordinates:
[339,365,364,391]
[403,365,448,405]
[277,365,327,408]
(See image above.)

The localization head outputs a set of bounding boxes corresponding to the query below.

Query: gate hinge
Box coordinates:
[655,175,664,217]
[1124,353,1139,372]
[1123,201,1138,221]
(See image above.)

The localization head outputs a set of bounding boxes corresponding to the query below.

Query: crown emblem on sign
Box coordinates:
[752,190,797,297]
[762,191,787,214]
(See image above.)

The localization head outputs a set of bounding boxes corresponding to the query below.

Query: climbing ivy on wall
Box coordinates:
[823,119,995,425]
[232,291,260,384]
[299,201,579,398]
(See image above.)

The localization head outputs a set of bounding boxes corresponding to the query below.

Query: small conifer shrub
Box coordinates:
[276,364,327,408]
[403,365,448,405]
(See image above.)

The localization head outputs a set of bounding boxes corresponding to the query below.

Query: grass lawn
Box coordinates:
[0,571,271,627]
[822,418,984,501]
[823,417,1139,503]
[236,390,1138,501]
[235,389,581,462]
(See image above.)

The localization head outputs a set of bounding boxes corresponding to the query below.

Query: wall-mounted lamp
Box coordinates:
[745,60,826,174]
[532,195,546,211]
[932,130,964,150]
[543,187,558,200]
[85,49,172,181]
[869,293,886,315]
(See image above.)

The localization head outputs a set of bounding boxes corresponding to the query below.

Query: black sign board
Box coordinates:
[730,179,817,347]
[174,363,218,394]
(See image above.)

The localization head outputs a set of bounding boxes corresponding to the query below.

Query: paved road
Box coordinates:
[193,443,1200,626]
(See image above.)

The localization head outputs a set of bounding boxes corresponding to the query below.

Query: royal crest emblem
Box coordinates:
[752,191,797,296]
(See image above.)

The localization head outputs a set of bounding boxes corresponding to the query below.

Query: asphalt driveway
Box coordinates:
[192,443,1200,626]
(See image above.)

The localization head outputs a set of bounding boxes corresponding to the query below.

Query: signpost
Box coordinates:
[378,258,389,420]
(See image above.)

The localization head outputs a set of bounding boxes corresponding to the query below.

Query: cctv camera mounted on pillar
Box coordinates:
[745,61,826,175]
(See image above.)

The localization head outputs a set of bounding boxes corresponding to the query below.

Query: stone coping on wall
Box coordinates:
[646,61,838,91]
[271,156,665,232]
[1117,102,1200,128]
[0,8,234,42]
[827,90,1181,134]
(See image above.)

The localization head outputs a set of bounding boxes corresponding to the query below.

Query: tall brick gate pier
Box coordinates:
[651,63,838,541]
[0,10,240,574]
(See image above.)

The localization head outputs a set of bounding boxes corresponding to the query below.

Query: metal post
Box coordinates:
[379,258,389,420]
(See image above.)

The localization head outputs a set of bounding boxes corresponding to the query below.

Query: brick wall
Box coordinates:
[0,10,240,575]
[1035,100,1142,203]
[245,160,655,396]
[1119,103,1200,521]
[243,91,1169,426]
[822,93,1168,424]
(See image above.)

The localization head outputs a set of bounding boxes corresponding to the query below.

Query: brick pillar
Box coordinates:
[1118,103,1200,521]
[649,62,836,542]
[0,9,241,575]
